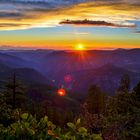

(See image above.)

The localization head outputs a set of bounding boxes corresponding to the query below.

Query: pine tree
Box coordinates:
[133,81,140,100]
[103,85,140,140]
[118,74,130,92]
[86,85,106,115]
[5,73,27,109]
[82,85,106,133]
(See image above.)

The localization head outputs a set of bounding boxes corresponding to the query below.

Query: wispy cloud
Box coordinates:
[0,0,139,30]
[73,32,90,35]
[0,23,30,27]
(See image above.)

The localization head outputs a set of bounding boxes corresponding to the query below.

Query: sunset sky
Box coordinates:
[0,0,140,50]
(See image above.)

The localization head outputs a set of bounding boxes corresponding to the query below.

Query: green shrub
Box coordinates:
[0,113,102,140]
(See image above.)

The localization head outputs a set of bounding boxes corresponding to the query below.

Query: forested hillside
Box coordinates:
[0,71,140,140]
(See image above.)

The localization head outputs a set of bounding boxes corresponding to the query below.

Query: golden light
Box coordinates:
[75,44,85,51]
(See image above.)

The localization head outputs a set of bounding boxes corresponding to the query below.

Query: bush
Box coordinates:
[0,113,102,140]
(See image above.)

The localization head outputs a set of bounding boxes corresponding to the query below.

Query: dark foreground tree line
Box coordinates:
[0,74,140,140]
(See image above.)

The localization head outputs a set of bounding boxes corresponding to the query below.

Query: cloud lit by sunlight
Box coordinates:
[0,0,139,49]
[0,0,139,30]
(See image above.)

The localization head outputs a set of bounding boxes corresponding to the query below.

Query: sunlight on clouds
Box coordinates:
[0,1,139,30]
[0,0,139,49]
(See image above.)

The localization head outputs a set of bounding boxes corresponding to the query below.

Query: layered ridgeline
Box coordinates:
[1,49,140,96]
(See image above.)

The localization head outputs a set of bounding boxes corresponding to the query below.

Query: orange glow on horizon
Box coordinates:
[75,44,86,51]
[0,40,140,50]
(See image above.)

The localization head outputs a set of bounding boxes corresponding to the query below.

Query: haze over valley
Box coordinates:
[1,48,140,96]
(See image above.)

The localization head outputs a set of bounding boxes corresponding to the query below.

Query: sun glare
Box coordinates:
[75,44,85,51]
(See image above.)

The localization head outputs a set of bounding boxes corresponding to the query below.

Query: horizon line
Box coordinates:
[0,47,140,52]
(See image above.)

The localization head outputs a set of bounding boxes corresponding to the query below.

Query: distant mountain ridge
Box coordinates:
[70,64,140,95]
[0,48,140,95]
[0,61,53,87]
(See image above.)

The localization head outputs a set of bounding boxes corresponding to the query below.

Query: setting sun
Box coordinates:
[75,44,85,51]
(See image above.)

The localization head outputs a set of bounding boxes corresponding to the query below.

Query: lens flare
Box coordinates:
[57,88,66,96]
[64,74,72,83]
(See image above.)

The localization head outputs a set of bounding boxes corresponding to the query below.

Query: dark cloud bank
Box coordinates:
[60,19,136,28]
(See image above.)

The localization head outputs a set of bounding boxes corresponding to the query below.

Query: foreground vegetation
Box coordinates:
[0,74,140,139]
[0,112,102,140]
